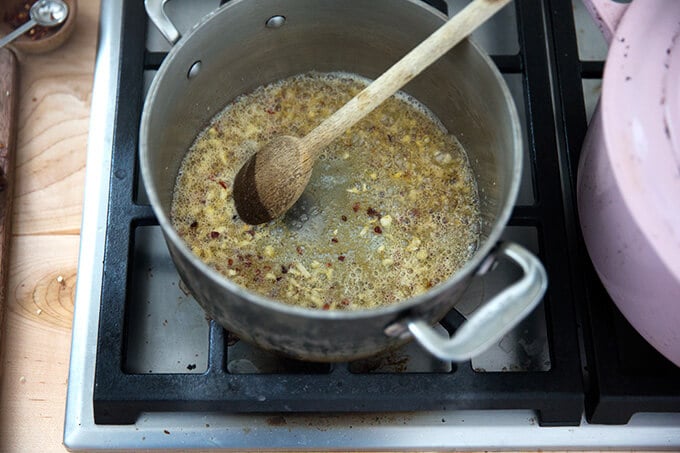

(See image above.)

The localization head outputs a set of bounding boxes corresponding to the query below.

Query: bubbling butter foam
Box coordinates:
[171,72,481,310]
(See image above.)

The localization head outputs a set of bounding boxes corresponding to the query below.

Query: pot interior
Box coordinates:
[141,0,521,273]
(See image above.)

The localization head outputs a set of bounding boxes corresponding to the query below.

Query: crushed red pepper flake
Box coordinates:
[210,231,220,239]
[218,180,228,189]
[6,1,61,41]
[322,303,331,310]
[170,72,481,312]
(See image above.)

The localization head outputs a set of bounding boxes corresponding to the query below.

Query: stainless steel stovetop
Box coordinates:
[63,0,680,450]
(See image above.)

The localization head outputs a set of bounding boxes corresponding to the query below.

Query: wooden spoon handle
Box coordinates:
[301,0,512,154]
[0,48,18,352]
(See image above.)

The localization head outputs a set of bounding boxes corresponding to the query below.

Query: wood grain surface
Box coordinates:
[0,1,98,451]
[0,1,666,452]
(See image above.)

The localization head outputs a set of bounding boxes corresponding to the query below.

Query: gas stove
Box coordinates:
[64,0,680,450]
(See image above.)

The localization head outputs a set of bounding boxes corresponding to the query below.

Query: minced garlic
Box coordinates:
[171,72,480,310]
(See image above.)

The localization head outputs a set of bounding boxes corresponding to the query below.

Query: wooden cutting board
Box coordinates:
[0,47,18,363]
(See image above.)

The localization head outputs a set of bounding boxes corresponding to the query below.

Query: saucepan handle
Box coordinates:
[405,242,547,362]
[145,0,181,45]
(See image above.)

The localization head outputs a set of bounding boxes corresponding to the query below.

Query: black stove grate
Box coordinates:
[90,0,676,427]
[545,0,680,425]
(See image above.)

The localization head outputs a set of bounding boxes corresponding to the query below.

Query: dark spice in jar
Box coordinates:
[5,1,63,41]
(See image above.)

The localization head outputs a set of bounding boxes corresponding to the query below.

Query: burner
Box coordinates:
[93,0,584,427]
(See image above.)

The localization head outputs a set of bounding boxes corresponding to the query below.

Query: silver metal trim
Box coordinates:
[63,0,122,448]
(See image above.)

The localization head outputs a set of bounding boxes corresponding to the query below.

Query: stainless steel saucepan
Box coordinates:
[140,0,547,362]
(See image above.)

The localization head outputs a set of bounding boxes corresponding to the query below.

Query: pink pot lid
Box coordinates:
[601,0,680,280]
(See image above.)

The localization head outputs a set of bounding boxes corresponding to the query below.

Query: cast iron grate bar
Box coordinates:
[94,0,149,385]
[544,0,680,425]
[94,0,585,427]
[144,51,165,70]
[512,0,583,409]
[580,60,604,79]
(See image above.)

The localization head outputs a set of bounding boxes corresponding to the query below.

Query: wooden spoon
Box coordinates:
[233,0,511,225]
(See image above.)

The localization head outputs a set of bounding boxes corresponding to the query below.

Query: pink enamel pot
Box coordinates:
[578,0,680,366]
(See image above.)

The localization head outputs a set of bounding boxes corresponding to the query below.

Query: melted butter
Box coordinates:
[171,72,480,310]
